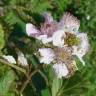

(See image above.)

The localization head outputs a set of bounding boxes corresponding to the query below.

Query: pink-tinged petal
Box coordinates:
[43,12,53,24]
[40,21,58,37]
[26,23,41,37]
[41,12,59,37]
[59,13,80,32]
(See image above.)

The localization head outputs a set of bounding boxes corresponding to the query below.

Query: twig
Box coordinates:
[20,69,39,93]
[38,70,49,86]
[20,64,49,94]
[0,59,27,75]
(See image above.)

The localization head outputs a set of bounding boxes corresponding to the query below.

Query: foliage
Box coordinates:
[0,24,5,54]
[0,70,16,96]
[0,0,96,96]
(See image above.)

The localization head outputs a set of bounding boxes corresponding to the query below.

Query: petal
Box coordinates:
[26,23,41,37]
[38,48,55,64]
[2,55,16,64]
[40,21,58,37]
[43,12,53,24]
[72,33,89,65]
[17,51,28,66]
[52,30,65,47]
[77,33,89,55]
[73,33,89,57]
[72,46,85,65]
[59,13,80,32]
[53,63,69,78]
[37,35,52,44]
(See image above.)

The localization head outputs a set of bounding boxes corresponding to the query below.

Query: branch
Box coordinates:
[0,59,27,75]
[20,69,39,93]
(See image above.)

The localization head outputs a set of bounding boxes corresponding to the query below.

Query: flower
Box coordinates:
[26,12,58,44]
[26,12,81,47]
[26,12,89,78]
[2,55,16,64]
[38,47,77,78]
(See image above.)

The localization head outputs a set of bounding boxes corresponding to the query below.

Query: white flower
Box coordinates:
[26,12,80,45]
[52,30,65,47]
[2,55,16,64]
[53,63,69,78]
[17,51,28,66]
[38,48,55,64]
[26,12,90,74]
[72,33,89,65]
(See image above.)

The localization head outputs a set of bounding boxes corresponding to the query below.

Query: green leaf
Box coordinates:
[0,24,5,52]
[52,78,63,96]
[0,70,15,95]
[41,89,50,96]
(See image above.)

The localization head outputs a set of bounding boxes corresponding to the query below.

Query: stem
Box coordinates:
[56,79,69,96]
[0,59,26,75]
[20,69,39,93]
[38,70,49,86]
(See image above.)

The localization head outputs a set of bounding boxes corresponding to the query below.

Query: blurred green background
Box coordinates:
[0,0,96,96]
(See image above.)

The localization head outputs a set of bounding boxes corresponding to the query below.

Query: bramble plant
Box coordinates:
[0,0,96,96]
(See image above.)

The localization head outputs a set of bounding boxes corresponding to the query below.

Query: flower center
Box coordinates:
[54,47,72,63]
[64,32,80,46]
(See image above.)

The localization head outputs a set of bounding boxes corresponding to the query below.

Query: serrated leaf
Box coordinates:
[52,78,63,96]
[0,70,15,96]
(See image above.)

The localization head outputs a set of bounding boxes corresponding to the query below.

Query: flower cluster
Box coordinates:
[26,12,89,78]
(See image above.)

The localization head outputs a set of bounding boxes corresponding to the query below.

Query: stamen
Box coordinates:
[64,32,80,46]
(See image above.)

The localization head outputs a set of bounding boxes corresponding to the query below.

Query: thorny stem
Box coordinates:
[0,59,27,75]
